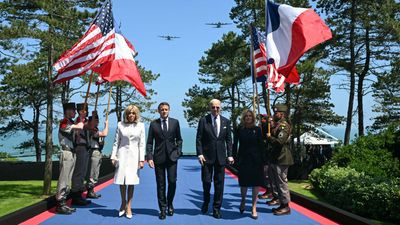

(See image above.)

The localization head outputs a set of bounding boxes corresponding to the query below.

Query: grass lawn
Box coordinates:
[0,180,57,217]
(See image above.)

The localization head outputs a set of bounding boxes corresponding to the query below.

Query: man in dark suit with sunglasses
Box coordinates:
[196,99,234,219]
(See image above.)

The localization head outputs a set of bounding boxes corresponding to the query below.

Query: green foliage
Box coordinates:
[182,32,251,129]
[0,152,18,162]
[310,126,400,222]
[332,136,400,179]
[371,58,400,131]
[310,165,400,223]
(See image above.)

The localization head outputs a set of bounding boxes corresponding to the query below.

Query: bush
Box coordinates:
[331,134,400,179]
[310,165,400,223]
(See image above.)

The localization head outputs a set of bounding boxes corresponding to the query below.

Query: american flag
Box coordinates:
[53,0,116,83]
[251,26,286,92]
[251,26,268,78]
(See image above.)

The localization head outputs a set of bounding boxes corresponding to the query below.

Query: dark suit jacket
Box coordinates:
[146,118,183,165]
[196,114,233,166]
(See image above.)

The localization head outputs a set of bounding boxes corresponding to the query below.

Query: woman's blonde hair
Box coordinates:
[123,104,141,124]
[239,109,256,127]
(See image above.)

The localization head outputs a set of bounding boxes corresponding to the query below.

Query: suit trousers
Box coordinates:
[71,145,89,193]
[201,162,225,210]
[269,164,290,204]
[155,159,177,211]
[56,149,76,201]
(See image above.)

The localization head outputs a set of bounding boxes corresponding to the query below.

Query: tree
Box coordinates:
[315,0,400,144]
[182,32,251,130]
[0,55,48,162]
[371,58,400,131]
[0,0,103,195]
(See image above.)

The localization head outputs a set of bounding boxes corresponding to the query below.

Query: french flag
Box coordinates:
[265,0,332,77]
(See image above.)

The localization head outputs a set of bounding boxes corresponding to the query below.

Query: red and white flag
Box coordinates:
[92,33,146,96]
[53,0,146,96]
[265,0,332,77]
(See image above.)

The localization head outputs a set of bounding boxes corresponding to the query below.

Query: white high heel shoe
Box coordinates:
[126,213,132,219]
[118,209,126,217]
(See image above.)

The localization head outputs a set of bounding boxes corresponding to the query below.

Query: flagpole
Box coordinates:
[265,0,272,135]
[94,83,100,111]
[84,71,94,109]
[250,36,257,115]
[249,25,262,126]
[105,83,113,121]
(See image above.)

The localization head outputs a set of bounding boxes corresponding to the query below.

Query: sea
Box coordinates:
[0,125,355,162]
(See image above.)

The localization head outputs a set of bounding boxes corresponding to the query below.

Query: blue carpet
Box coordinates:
[40,158,321,225]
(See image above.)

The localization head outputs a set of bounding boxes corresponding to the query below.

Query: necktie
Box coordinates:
[213,116,218,136]
[162,119,168,133]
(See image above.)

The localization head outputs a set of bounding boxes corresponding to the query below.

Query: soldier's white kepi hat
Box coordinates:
[274,103,288,112]
[63,102,76,112]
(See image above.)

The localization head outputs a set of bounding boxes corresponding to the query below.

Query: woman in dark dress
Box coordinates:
[233,109,265,219]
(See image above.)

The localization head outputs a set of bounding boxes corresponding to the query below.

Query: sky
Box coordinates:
[70,0,376,130]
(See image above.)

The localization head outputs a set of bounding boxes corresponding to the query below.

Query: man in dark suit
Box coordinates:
[146,102,183,220]
[196,99,234,219]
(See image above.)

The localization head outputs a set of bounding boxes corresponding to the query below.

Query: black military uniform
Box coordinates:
[70,103,91,206]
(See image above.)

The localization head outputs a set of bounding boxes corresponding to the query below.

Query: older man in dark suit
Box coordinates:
[146,102,183,220]
[196,99,234,219]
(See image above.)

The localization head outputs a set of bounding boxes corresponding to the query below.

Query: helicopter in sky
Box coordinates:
[205,22,232,28]
[158,35,180,41]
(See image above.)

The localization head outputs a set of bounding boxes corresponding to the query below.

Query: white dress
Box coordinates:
[111,121,145,185]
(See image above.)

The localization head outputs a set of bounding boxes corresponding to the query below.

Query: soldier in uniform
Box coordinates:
[55,102,84,214]
[70,103,91,206]
[86,112,109,199]
[266,103,294,216]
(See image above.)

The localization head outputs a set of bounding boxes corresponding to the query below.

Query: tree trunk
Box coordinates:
[357,25,370,137]
[43,40,54,195]
[33,105,42,162]
[344,0,357,145]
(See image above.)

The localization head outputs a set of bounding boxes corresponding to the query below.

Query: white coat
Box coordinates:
[111,121,145,185]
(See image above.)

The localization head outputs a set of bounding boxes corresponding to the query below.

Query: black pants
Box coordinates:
[155,159,177,211]
[201,162,225,210]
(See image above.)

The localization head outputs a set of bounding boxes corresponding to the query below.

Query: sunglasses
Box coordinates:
[211,106,220,109]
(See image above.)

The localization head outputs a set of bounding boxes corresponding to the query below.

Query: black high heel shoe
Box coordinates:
[239,202,245,214]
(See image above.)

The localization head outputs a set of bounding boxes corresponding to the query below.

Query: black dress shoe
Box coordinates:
[201,202,209,214]
[212,209,222,219]
[159,211,166,220]
[167,205,174,216]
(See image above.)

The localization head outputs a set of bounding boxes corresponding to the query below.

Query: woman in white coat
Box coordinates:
[111,104,145,219]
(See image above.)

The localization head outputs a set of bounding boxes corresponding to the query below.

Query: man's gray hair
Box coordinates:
[209,99,221,106]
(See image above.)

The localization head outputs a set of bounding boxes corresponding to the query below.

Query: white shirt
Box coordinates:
[160,117,169,131]
[212,114,220,137]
